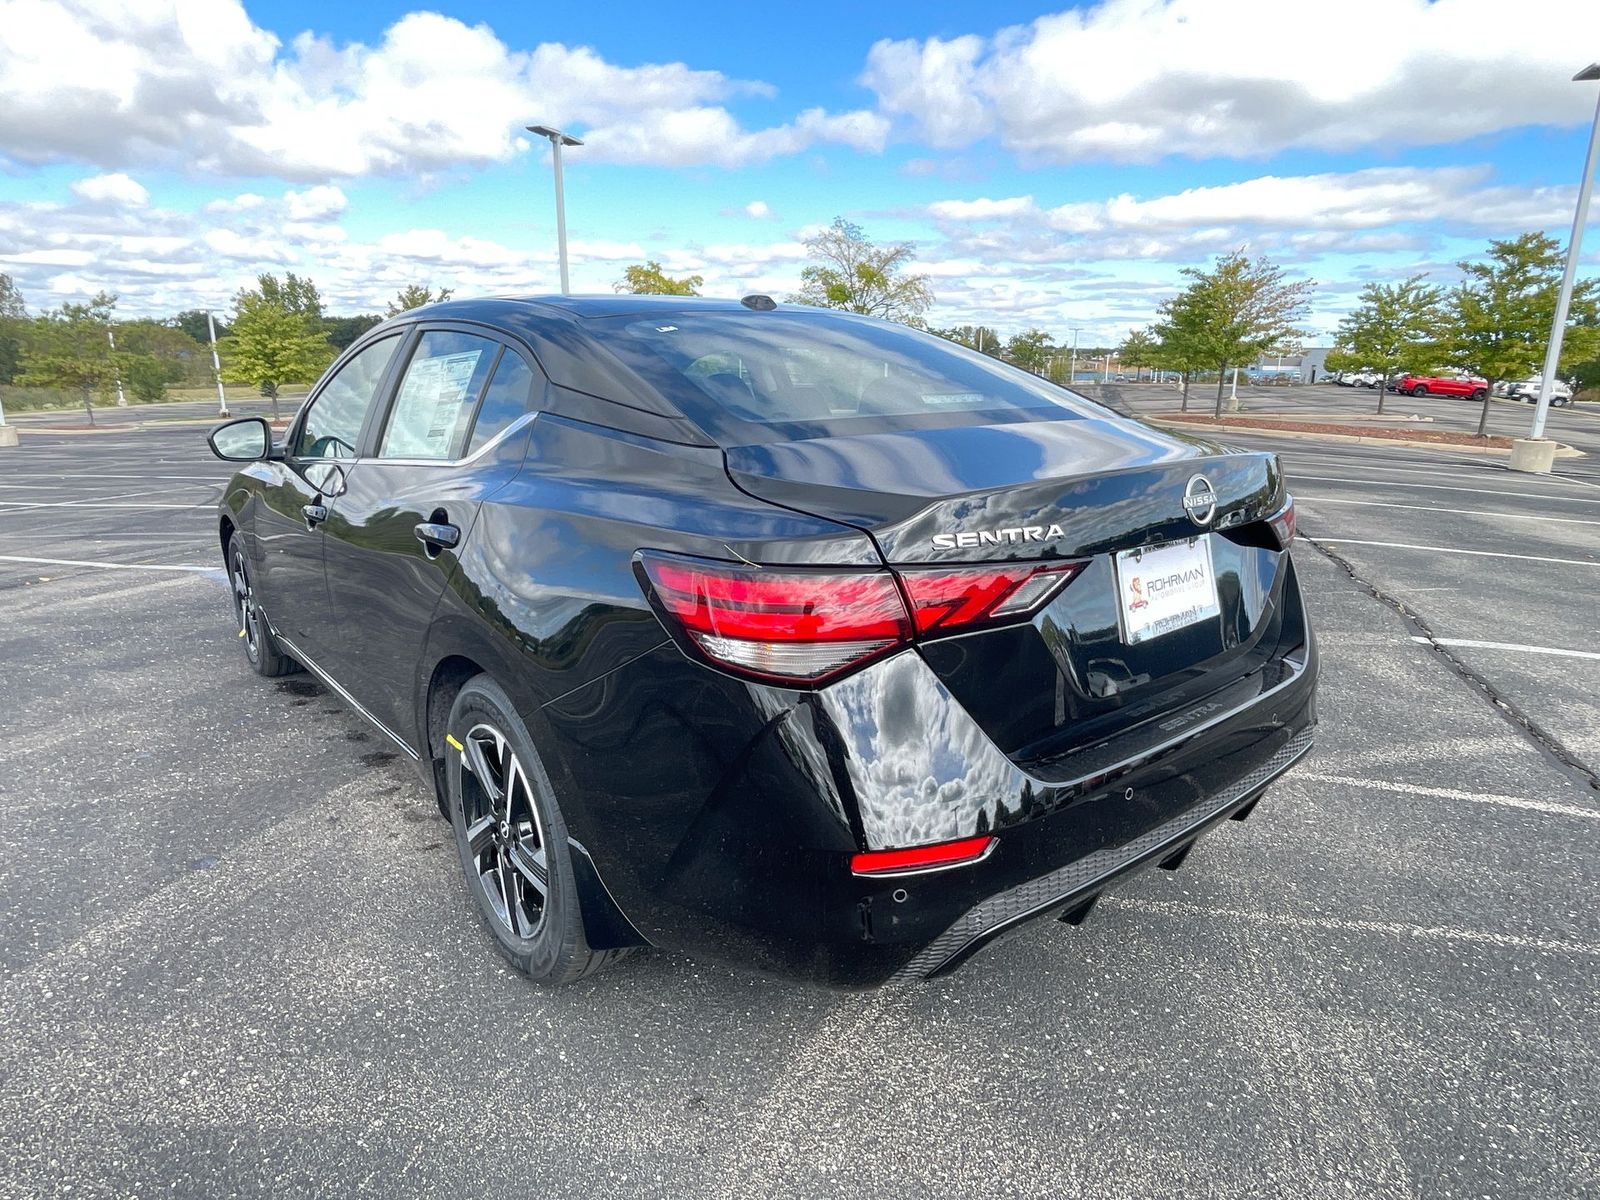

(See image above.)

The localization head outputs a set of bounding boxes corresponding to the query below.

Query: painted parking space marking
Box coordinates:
[0,554,216,574]
[1109,897,1600,959]
[1408,636,1600,662]
[1290,474,1600,505]
[1296,772,1600,821]
[1306,537,1600,568]
[0,501,213,510]
[1298,495,1600,527]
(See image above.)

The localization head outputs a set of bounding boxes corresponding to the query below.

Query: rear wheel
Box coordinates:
[228,532,299,677]
[445,674,626,986]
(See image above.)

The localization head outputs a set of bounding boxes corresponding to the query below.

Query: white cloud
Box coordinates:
[68,172,149,207]
[928,196,1035,221]
[926,168,1577,248]
[864,0,1600,164]
[744,201,772,219]
[0,2,885,179]
[284,185,347,221]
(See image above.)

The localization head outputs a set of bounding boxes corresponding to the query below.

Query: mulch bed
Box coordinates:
[1158,413,1515,449]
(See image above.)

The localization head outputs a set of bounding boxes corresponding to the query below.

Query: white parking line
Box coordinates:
[0,501,212,510]
[0,554,215,573]
[1291,474,1600,505]
[1109,897,1600,959]
[1306,537,1600,567]
[1296,772,1600,820]
[1298,495,1600,527]
[1409,636,1600,662]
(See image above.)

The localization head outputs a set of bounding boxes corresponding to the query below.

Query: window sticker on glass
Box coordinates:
[384,349,484,458]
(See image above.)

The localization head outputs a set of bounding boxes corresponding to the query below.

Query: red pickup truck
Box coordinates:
[1395,373,1488,400]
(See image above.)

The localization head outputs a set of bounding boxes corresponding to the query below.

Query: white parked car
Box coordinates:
[1498,376,1574,406]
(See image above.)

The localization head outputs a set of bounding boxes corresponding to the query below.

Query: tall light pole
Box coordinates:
[1068,327,1081,385]
[207,309,229,418]
[526,124,583,295]
[107,327,127,407]
[1518,63,1600,473]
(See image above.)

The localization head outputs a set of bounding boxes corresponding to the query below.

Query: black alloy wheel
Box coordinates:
[445,674,630,985]
[458,721,550,941]
[227,532,299,677]
[1412,384,1428,397]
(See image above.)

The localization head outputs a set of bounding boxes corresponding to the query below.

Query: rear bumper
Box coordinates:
[537,619,1319,988]
[892,725,1313,982]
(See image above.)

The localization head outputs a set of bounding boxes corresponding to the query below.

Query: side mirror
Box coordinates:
[208,417,272,462]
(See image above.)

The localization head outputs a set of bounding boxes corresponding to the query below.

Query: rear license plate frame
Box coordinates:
[1113,535,1222,645]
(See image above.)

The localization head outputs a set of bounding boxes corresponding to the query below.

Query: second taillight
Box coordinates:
[637,552,1083,685]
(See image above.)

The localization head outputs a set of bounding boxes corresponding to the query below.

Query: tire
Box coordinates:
[1411,384,1428,397]
[227,531,300,677]
[445,674,628,986]
[1471,388,1487,401]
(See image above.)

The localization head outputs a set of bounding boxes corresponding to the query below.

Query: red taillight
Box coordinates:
[636,551,1086,685]
[899,562,1083,635]
[637,553,913,683]
[1267,495,1296,550]
[851,834,996,876]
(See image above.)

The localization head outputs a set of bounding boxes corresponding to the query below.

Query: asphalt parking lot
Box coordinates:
[3,397,1599,1198]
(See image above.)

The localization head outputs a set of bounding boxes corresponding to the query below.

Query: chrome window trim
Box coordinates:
[359,410,539,469]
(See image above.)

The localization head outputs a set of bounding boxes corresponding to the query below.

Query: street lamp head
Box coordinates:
[526,124,584,147]
[1575,64,1600,82]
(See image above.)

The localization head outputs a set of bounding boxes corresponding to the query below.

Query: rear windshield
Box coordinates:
[591,310,1102,444]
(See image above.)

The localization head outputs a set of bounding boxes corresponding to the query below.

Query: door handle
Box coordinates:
[414,521,460,550]
[302,503,328,527]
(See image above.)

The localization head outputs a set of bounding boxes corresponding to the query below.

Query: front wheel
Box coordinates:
[1471,388,1488,401]
[228,532,299,677]
[445,674,629,986]
[1411,384,1428,397]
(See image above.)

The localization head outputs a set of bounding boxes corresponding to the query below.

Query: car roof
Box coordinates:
[397,294,798,322]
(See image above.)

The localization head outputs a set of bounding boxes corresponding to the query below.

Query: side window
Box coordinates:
[378,331,499,460]
[467,351,536,455]
[294,336,400,459]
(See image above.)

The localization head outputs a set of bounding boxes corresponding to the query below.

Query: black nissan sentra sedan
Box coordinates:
[208,295,1317,988]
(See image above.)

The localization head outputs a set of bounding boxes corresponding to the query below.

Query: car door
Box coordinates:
[252,333,406,658]
[319,325,541,742]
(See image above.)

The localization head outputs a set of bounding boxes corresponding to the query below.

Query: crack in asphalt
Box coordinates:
[1303,533,1600,793]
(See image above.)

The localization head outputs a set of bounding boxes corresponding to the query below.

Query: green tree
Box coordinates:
[258,272,324,319]
[323,314,384,351]
[124,354,169,403]
[386,284,454,316]
[1334,274,1448,413]
[790,217,933,323]
[224,282,333,421]
[1322,346,1360,374]
[1451,232,1600,436]
[0,272,25,384]
[170,309,228,345]
[1165,250,1314,416]
[1117,328,1158,382]
[17,293,120,425]
[931,325,1003,357]
[118,319,207,386]
[615,261,702,296]
[1152,291,1214,411]
[1006,328,1056,373]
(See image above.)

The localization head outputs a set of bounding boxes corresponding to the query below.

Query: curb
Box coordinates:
[1145,418,1585,459]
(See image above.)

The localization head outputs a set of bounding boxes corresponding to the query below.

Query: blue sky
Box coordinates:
[2,0,1599,344]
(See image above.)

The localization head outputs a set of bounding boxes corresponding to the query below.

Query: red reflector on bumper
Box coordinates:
[851,835,996,876]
